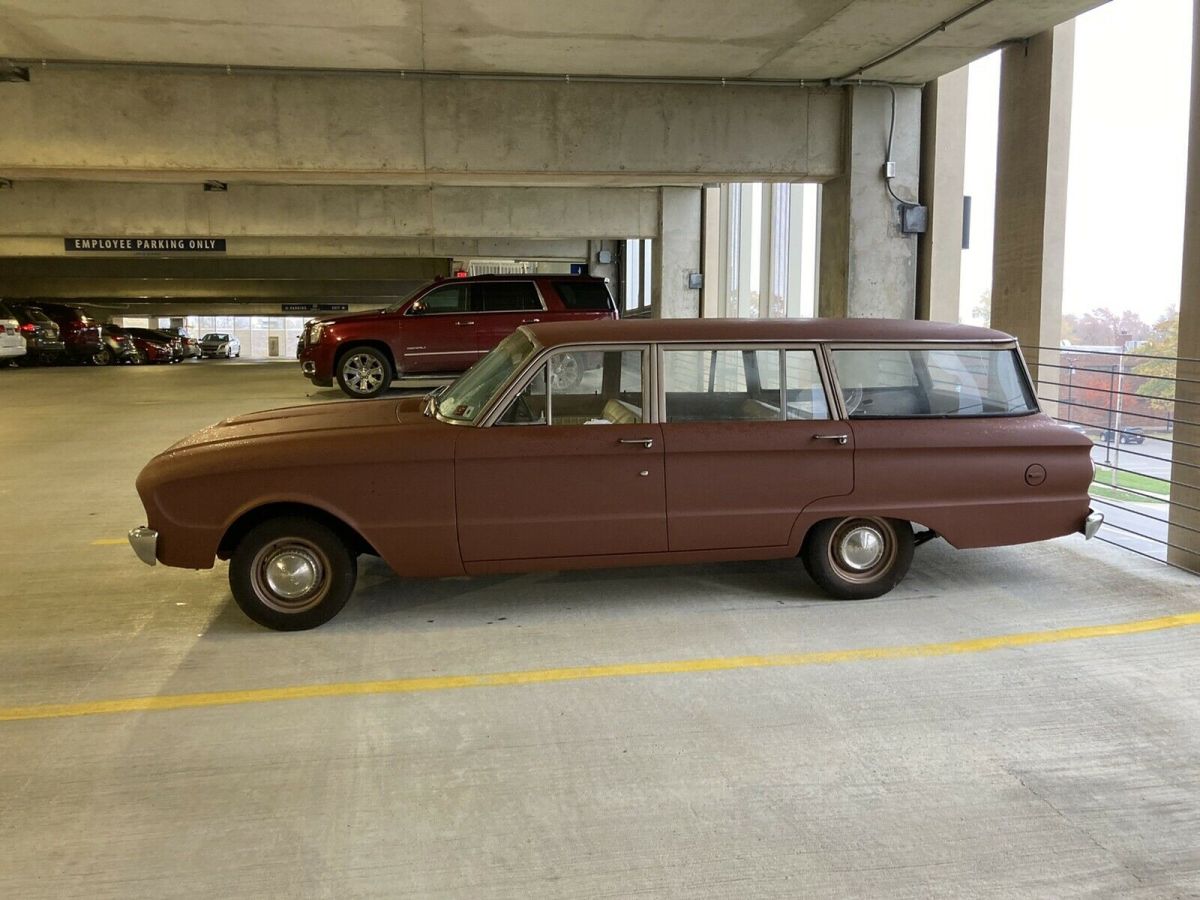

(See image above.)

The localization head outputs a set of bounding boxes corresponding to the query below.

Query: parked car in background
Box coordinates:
[0,300,27,365]
[123,327,179,364]
[30,302,102,364]
[160,326,200,359]
[10,303,65,365]
[298,274,618,398]
[93,324,141,365]
[131,318,1100,631]
[1100,426,1146,445]
[200,333,241,358]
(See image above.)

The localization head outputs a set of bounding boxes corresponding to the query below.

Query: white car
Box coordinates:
[0,300,27,363]
[199,333,241,358]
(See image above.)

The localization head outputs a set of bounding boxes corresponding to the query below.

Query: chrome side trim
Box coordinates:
[1083,511,1104,540]
[128,525,158,566]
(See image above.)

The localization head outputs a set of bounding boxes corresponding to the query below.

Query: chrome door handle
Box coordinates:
[521,318,540,324]
[619,438,654,448]
[454,320,475,326]
[812,434,849,445]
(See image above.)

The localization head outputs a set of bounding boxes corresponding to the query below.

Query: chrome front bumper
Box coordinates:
[128,525,159,566]
[301,360,316,376]
[1083,511,1104,540]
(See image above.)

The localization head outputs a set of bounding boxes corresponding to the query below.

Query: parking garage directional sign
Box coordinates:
[64,237,227,252]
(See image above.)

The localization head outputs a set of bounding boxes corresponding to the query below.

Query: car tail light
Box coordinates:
[20,322,36,333]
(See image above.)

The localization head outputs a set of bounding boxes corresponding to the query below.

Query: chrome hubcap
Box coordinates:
[344,354,385,393]
[251,539,328,613]
[265,549,320,598]
[838,525,885,571]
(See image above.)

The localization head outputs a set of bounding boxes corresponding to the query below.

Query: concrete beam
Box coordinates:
[990,24,1075,388]
[0,67,844,186]
[652,187,702,318]
[0,181,659,241]
[916,67,968,324]
[818,84,922,319]
[1166,0,1200,573]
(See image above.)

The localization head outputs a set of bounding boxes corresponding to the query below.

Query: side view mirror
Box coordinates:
[408,301,427,316]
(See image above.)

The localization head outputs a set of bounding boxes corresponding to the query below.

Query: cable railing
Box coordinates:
[1031,344,1197,570]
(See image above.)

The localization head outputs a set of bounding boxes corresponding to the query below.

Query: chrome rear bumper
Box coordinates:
[1083,511,1104,540]
[128,525,159,566]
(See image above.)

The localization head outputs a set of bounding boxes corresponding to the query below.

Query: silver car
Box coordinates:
[199,333,241,359]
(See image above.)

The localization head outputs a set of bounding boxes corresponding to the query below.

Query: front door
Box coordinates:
[399,282,478,374]
[455,346,666,562]
[659,346,854,551]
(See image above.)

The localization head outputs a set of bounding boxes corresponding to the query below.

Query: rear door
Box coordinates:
[470,281,545,358]
[399,282,478,373]
[659,346,854,551]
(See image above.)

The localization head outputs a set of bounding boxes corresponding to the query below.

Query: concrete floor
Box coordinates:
[3,362,1200,899]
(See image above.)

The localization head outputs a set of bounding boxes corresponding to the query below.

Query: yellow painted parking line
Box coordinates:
[91,538,128,546]
[3,611,1199,724]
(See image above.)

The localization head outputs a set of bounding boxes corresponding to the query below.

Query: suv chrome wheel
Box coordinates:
[336,346,392,399]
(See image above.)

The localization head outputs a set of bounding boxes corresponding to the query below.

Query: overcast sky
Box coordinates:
[960,0,1193,325]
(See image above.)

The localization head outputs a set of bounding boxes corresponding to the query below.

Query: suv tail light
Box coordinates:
[19,322,36,333]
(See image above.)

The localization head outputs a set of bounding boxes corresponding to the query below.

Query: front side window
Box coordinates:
[831,347,1037,418]
[416,284,470,314]
[497,348,644,426]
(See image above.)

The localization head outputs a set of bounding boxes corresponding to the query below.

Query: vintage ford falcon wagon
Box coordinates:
[130,318,1102,630]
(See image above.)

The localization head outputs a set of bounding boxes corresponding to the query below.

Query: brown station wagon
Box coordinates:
[130,318,1102,631]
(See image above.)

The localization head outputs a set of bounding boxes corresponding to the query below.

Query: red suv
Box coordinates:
[299,274,618,398]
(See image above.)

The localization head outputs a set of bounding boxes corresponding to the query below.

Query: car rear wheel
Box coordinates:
[337,346,392,399]
[92,347,113,366]
[801,516,914,600]
[229,517,357,631]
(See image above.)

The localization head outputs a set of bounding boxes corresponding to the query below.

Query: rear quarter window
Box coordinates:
[552,281,614,311]
[831,347,1037,418]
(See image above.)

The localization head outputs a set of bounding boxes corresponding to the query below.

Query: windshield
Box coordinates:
[202,334,229,341]
[384,283,432,313]
[437,331,538,423]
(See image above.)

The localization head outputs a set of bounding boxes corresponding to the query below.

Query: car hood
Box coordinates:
[164,395,430,453]
[313,308,389,327]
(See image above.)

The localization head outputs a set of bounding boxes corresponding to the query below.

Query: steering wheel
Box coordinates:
[842,385,863,416]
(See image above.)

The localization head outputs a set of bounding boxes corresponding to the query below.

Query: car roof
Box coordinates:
[522,317,1016,348]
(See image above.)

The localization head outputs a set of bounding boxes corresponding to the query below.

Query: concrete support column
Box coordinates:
[700,185,721,318]
[917,67,969,324]
[818,84,922,320]
[1166,0,1200,573]
[652,187,702,319]
[990,23,1075,389]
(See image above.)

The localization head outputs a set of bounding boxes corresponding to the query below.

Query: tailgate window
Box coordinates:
[831,347,1037,418]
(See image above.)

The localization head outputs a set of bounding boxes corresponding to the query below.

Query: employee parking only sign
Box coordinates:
[65,237,227,252]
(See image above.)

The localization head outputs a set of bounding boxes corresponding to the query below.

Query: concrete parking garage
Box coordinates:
[4,0,1200,896]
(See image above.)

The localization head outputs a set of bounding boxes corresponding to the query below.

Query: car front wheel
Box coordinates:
[801,516,914,600]
[229,517,357,631]
[336,346,392,399]
[92,347,113,366]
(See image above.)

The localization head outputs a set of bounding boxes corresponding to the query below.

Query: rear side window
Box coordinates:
[662,348,830,423]
[831,347,1037,418]
[473,281,542,312]
[553,281,614,311]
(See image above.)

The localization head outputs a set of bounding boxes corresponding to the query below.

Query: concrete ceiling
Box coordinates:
[1,0,1107,84]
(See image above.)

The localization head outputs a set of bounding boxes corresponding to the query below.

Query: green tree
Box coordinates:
[1133,309,1179,410]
